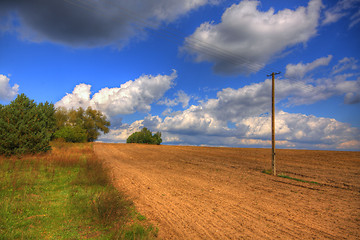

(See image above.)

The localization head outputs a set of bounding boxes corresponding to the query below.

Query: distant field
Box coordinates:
[94,143,360,240]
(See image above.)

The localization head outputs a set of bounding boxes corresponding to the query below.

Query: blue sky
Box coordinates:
[0,0,359,150]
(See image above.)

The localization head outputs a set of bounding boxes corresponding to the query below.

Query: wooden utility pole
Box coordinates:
[267,72,281,176]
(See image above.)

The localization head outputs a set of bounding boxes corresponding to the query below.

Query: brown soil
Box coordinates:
[94,143,360,239]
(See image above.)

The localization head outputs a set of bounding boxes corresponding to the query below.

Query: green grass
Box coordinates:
[0,142,158,239]
[262,169,321,185]
[136,213,147,221]
[277,174,321,185]
[261,169,273,175]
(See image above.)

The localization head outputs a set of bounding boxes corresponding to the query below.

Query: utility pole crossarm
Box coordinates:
[268,72,281,176]
[266,72,281,78]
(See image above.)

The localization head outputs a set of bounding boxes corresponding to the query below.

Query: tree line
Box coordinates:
[0,94,110,156]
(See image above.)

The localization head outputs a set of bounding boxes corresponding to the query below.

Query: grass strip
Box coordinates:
[0,141,158,239]
[262,169,321,185]
[277,174,321,185]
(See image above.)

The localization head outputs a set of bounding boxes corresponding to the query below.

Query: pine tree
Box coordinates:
[0,94,55,156]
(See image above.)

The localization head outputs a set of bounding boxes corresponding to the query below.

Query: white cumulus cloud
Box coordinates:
[275,76,360,106]
[0,74,19,101]
[238,111,360,147]
[54,83,92,110]
[183,0,322,74]
[100,120,144,142]
[158,90,191,108]
[101,109,360,150]
[99,65,360,150]
[55,71,177,116]
[162,105,229,136]
[281,56,360,105]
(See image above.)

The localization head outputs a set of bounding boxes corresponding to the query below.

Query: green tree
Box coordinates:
[38,101,56,140]
[153,132,162,145]
[54,107,110,142]
[0,94,55,156]
[126,128,162,145]
[83,107,110,142]
[54,107,69,130]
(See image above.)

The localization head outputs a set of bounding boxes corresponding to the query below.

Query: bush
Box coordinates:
[126,128,162,145]
[54,126,87,143]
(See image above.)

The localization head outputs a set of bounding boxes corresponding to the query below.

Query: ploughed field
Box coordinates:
[94,143,360,239]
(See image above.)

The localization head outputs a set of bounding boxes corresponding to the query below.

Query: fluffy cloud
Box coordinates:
[55,71,177,116]
[197,69,360,114]
[281,57,360,105]
[322,0,360,28]
[183,0,322,74]
[102,110,360,150]
[55,84,92,110]
[100,120,144,143]
[158,90,191,108]
[162,105,229,136]
[285,55,333,79]
[0,74,19,101]
[275,75,360,106]
[337,140,360,149]
[158,75,359,133]
[99,60,360,150]
[0,0,216,48]
[203,82,272,121]
[238,111,360,146]
[100,114,164,143]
